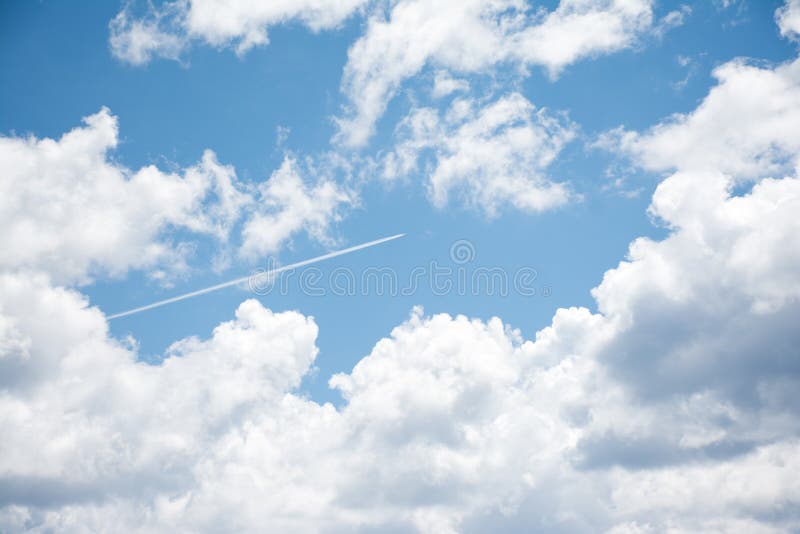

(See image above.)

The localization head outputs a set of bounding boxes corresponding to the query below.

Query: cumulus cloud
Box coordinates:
[0,276,323,529]
[336,0,675,147]
[595,171,800,413]
[0,108,248,285]
[599,57,800,180]
[1,244,799,532]
[239,156,353,259]
[384,93,576,215]
[110,0,367,64]
[592,46,800,406]
[0,109,355,282]
[108,1,683,149]
[3,61,800,528]
[5,3,798,531]
[778,0,800,41]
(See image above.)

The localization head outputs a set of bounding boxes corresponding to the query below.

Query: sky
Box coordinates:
[0,0,799,532]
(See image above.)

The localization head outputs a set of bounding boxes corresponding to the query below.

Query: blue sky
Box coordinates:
[2,0,800,531]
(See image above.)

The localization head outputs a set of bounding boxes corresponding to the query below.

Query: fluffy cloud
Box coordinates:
[110,0,367,64]
[0,108,248,285]
[108,1,682,148]
[4,3,797,532]
[0,109,355,282]
[778,0,800,41]
[239,156,353,259]
[600,57,800,180]
[2,235,799,532]
[430,71,469,99]
[385,93,576,215]
[3,70,800,530]
[596,171,800,395]
[336,0,675,147]
[0,275,324,530]
[592,42,800,408]
[109,3,187,65]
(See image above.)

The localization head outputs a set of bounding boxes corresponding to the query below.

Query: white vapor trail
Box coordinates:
[107,234,406,320]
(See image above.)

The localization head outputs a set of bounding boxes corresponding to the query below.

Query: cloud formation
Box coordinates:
[599,57,800,180]
[3,1,798,532]
[240,156,353,259]
[108,1,683,149]
[385,93,576,215]
[0,109,354,283]
[336,0,666,147]
[0,108,247,285]
[3,37,800,531]
[778,0,800,40]
[110,0,368,64]
[107,0,690,219]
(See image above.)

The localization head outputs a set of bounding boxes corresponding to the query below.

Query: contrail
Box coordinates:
[107,233,405,320]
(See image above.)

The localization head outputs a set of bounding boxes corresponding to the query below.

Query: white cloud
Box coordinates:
[1,252,799,532]
[385,93,576,215]
[336,0,662,147]
[778,0,800,41]
[515,0,656,74]
[110,0,687,151]
[652,4,691,39]
[3,110,799,531]
[603,441,800,532]
[108,1,680,151]
[593,53,800,402]
[5,6,799,532]
[599,57,800,180]
[0,108,248,285]
[594,170,800,404]
[1,157,799,531]
[431,71,469,99]
[109,4,187,65]
[239,156,353,259]
[0,276,324,529]
[110,0,368,64]
[0,110,356,283]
